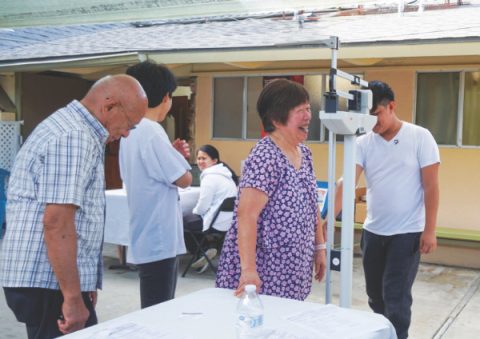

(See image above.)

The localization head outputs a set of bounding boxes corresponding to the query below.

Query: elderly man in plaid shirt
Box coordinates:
[0,74,147,338]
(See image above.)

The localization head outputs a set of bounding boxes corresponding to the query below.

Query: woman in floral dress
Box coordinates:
[215,79,326,300]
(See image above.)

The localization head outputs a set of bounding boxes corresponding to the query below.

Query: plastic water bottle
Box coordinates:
[236,284,264,339]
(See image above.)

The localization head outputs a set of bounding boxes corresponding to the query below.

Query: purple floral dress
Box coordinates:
[215,137,318,300]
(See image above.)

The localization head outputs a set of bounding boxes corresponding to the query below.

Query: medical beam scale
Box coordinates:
[319,37,376,308]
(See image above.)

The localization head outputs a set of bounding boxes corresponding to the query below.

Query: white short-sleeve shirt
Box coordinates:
[356,122,440,235]
[120,118,190,264]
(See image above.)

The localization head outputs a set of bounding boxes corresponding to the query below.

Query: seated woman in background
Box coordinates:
[184,144,238,273]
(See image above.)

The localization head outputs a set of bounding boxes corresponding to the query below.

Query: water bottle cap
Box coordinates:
[245,284,256,293]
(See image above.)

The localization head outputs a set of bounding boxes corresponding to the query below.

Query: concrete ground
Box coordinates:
[1,243,480,339]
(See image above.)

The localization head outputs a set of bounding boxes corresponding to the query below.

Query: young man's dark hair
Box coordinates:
[368,80,395,113]
[126,60,177,108]
[257,79,309,133]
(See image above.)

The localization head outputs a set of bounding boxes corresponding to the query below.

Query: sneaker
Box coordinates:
[196,262,209,274]
[191,248,217,269]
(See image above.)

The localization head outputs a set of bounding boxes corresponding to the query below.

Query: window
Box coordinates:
[213,78,243,138]
[416,71,480,146]
[213,74,363,141]
[304,75,323,141]
[246,77,263,139]
[463,71,480,146]
[214,75,322,140]
[416,73,459,145]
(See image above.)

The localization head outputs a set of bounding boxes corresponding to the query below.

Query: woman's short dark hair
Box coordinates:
[256,79,310,133]
[368,80,395,113]
[126,60,177,108]
[197,144,239,185]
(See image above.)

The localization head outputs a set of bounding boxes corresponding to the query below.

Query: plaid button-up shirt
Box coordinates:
[0,100,108,291]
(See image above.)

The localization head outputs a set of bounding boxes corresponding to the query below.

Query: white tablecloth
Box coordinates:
[104,187,200,246]
[65,288,397,339]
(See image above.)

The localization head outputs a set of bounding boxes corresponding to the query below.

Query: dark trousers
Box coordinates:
[183,214,204,254]
[183,214,224,253]
[3,287,97,339]
[137,256,178,309]
[361,229,421,339]
[183,213,203,232]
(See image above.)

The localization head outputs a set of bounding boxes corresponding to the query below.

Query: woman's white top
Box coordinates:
[192,163,237,232]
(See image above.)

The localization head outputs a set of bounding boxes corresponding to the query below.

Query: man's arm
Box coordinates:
[43,204,90,334]
[323,165,364,232]
[174,171,192,188]
[172,139,192,187]
[420,163,440,254]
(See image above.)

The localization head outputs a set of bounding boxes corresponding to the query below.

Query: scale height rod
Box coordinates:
[325,45,338,304]
[325,129,336,304]
[339,135,356,307]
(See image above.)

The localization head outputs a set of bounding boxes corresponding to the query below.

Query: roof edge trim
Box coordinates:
[0,52,142,72]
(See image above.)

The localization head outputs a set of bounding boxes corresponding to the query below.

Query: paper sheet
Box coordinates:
[286,305,381,338]
[85,322,187,339]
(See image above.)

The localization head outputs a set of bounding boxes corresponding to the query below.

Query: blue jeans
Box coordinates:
[137,256,178,309]
[361,229,421,339]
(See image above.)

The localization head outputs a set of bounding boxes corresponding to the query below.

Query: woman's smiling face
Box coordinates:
[276,102,311,143]
[196,150,218,171]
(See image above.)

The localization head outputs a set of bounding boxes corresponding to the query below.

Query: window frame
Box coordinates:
[212,72,364,143]
[414,69,480,149]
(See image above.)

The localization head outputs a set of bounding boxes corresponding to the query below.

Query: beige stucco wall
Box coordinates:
[195,67,480,232]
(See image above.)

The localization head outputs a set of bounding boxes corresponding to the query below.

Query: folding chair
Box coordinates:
[182,196,235,277]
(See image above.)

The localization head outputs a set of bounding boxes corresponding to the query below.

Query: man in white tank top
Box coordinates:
[331,81,440,339]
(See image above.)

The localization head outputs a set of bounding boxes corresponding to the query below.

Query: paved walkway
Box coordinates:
[1,244,480,338]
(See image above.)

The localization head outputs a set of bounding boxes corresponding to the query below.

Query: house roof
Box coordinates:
[0,1,376,28]
[1,5,480,74]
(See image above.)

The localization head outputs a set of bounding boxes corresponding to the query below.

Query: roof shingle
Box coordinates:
[1,6,479,64]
